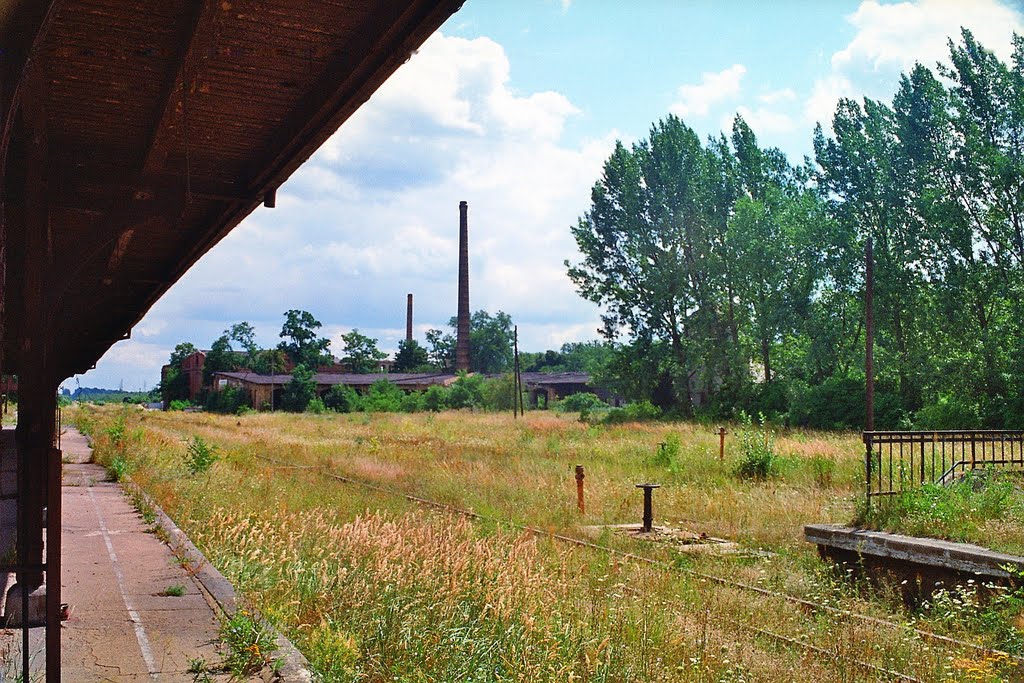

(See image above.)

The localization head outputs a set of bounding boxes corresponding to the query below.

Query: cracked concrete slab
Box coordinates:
[1,426,263,681]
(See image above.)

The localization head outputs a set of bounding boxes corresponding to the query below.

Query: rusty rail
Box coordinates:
[864,430,1024,499]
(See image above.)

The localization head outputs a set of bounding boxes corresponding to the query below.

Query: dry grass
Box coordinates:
[72,405,1020,681]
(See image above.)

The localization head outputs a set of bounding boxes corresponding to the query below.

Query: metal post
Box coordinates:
[635,483,660,532]
[575,465,585,514]
[865,237,874,432]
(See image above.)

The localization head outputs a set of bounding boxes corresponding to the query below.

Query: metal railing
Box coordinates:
[864,430,1024,499]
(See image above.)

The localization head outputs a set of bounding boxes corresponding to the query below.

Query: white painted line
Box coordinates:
[87,487,159,680]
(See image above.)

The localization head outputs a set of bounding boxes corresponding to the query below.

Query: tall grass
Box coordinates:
[71,405,1017,681]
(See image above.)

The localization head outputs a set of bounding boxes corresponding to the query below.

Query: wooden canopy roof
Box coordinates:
[1,0,463,382]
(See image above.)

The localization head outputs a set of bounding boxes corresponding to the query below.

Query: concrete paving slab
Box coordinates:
[1,426,269,682]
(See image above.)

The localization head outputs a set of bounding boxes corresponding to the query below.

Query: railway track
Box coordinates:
[252,452,1015,681]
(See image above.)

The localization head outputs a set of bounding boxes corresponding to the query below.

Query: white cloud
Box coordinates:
[670,64,746,118]
[758,88,796,105]
[731,105,797,136]
[806,0,1024,126]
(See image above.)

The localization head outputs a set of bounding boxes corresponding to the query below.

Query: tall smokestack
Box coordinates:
[456,200,471,372]
[406,293,414,343]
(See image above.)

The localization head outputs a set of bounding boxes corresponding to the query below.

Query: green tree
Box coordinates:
[425,328,455,371]
[280,364,317,412]
[202,334,236,386]
[228,322,259,368]
[392,339,429,372]
[444,310,515,373]
[160,342,197,405]
[341,329,387,374]
[278,310,332,369]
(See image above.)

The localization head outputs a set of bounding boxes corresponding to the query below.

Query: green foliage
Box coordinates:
[161,584,186,597]
[305,397,327,415]
[161,342,198,405]
[651,433,681,472]
[555,392,606,414]
[281,364,317,412]
[734,412,778,481]
[424,328,455,371]
[479,374,517,411]
[393,339,430,372]
[601,400,662,424]
[168,399,191,411]
[361,380,404,413]
[912,394,982,430]
[421,384,448,412]
[443,310,515,373]
[324,384,360,413]
[185,435,219,475]
[446,372,484,409]
[205,385,248,414]
[220,610,277,677]
[859,470,1019,542]
[400,391,425,413]
[202,334,236,385]
[278,309,332,369]
[340,329,387,374]
[107,454,131,482]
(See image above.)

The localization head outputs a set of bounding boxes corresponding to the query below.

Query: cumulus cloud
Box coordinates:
[806,0,1024,126]
[670,64,746,118]
[68,32,613,390]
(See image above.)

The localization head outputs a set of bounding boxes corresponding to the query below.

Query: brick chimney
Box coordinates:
[455,201,470,372]
[406,293,413,343]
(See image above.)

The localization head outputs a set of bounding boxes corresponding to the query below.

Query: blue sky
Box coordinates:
[65,0,1024,391]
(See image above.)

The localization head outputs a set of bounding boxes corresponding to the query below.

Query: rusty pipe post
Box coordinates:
[635,483,660,532]
[718,427,726,461]
[575,465,585,514]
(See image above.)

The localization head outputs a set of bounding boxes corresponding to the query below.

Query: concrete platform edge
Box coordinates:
[124,482,314,682]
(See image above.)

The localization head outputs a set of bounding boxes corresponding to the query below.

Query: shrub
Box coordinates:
[651,433,680,472]
[168,399,191,411]
[324,384,360,413]
[185,435,219,475]
[479,374,517,411]
[913,394,982,430]
[556,392,606,414]
[206,385,248,414]
[361,380,404,413]
[734,412,778,481]
[788,377,902,430]
[422,384,448,412]
[107,454,131,482]
[305,397,327,415]
[447,373,484,409]
[602,399,662,424]
[400,392,425,413]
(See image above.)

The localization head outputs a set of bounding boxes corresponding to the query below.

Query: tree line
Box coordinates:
[568,30,1024,430]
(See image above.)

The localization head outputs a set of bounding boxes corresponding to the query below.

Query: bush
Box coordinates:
[422,384,448,412]
[168,399,191,411]
[734,412,778,481]
[556,392,606,414]
[361,380,404,413]
[913,394,982,430]
[324,384,361,413]
[447,373,484,409]
[206,386,248,414]
[400,392,425,413]
[107,454,131,482]
[185,435,219,475]
[305,397,327,415]
[788,377,902,430]
[602,400,662,425]
[651,433,680,472]
[479,374,517,411]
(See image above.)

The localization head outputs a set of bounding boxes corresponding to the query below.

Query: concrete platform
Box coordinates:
[805,524,1024,580]
[0,427,258,681]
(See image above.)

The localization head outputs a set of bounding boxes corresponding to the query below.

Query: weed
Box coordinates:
[107,454,131,482]
[220,610,277,677]
[187,656,214,683]
[651,433,681,473]
[160,584,186,597]
[810,455,836,488]
[733,412,778,481]
[184,435,219,475]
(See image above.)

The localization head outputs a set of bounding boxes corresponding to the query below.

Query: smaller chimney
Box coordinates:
[406,293,414,342]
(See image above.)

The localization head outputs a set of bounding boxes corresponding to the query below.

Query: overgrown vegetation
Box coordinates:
[858,470,1024,551]
[71,405,1024,681]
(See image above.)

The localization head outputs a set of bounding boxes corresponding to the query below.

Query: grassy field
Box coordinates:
[72,405,1024,682]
